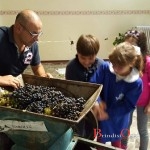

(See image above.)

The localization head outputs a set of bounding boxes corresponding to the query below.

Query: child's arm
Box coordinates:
[92,100,109,120]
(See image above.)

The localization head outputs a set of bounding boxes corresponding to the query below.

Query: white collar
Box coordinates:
[15,44,30,53]
[109,63,140,83]
[133,45,141,55]
[24,46,30,52]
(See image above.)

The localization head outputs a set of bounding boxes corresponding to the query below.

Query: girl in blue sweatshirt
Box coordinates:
[91,42,143,149]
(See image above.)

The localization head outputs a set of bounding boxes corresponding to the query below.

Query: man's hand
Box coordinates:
[0,75,21,89]
[46,73,53,78]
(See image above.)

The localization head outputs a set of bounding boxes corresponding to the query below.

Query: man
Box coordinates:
[0,9,52,89]
[0,9,52,149]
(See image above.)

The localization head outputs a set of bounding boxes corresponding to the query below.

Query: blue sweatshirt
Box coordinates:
[90,61,142,142]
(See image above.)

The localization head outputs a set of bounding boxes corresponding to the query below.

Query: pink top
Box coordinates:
[137,56,150,106]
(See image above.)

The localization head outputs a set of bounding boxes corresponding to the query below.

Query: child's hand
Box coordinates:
[92,101,100,118]
[144,103,150,114]
[92,101,109,121]
[98,101,109,120]
[99,101,107,110]
[98,109,109,120]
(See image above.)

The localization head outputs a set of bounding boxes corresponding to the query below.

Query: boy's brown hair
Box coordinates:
[76,34,100,56]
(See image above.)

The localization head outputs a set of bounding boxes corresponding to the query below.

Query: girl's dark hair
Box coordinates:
[76,34,100,56]
[124,30,149,71]
[137,32,148,56]
[109,42,143,74]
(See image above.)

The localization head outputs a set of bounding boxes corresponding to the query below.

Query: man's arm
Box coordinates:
[31,63,53,78]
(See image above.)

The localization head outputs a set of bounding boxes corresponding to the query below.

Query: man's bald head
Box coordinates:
[15,10,42,26]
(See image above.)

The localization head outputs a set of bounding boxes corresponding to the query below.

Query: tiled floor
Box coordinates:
[24,62,150,150]
[24,62,67,79]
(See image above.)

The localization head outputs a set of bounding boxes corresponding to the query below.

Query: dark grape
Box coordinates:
[8,83,87,120]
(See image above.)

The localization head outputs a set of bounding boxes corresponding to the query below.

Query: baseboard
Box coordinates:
[41,60,69,64]
[41,59,108,64]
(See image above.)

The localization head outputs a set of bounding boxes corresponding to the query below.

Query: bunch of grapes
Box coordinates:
[52,97,86,120]
[9,83,86,120]
[0,88,11,106]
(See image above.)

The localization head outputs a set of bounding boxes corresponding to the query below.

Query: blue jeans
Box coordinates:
[137,106,149,150]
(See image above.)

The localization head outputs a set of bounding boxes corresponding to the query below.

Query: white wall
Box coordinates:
[0,0,150,60]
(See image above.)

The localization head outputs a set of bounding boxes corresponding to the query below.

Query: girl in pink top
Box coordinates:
[122,30,150,150]
[137,55,150,107]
